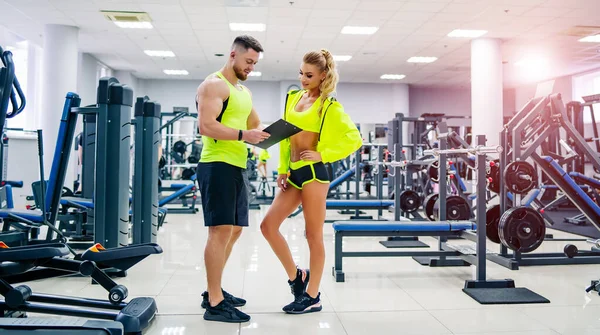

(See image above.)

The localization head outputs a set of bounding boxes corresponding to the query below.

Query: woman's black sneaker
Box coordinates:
[203,299,250,323]
[282,292,322,314]
[288,268,310,299]
[201,289,246,308]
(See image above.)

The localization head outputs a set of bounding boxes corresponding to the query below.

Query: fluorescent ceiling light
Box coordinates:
[381,74,406,80]
[229,23,266,32]
[248,71,262,77]
[114,21,153,29]
[448,29,487,38]
[341,26,378,35]
[407,56,438,63]
[164,69,189,75]
[259,52,264,59]
[144,50,175,57]
[333,55,352,62]
[579,34,600,43]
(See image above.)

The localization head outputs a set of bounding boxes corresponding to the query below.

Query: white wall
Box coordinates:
[408,87,472,127]
[513,75,573,111]
[113,70,139,101]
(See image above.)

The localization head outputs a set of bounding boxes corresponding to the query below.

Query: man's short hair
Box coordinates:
[232,35,264,53]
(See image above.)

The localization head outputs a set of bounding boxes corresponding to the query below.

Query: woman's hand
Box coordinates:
[277,174,289,192]
[300,150,322,162]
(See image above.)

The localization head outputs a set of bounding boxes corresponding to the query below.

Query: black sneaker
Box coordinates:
[288,268,310,300]
[201,289,246,308]
[282,292,322,314]
[203,299,250,323]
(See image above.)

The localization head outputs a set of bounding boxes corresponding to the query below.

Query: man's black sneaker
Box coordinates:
[201,289,246,308]
[283,292,322,314]
[203,299,250,323]
[288,268,310,300]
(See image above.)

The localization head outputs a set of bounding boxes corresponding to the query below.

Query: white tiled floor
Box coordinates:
[19,206,600,335]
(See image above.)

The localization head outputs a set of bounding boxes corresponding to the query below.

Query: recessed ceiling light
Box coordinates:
[333,55,352,62]
[259,52,264,59]
[381,74,406,80]
[164,69,189,75]
[448,29,487,38]
[407,56,438,63]
[229,23,266,32]
[144,50,175,57]
[341,26,378,35]
[579,34,600,43]
[248,71,262,77]
[114,21,153,29]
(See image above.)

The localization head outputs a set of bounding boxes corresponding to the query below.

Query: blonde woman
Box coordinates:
[260,49,362,314]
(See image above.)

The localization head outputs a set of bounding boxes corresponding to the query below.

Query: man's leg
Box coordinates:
[224,226,243,265]
[205,225,233,306]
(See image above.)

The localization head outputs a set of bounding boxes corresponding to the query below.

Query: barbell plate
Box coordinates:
[499,206,545,253]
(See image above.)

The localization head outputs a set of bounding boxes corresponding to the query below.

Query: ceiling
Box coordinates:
[1,0,600,88]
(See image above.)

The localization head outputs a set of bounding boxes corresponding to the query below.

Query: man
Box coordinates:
[195,35,269,323]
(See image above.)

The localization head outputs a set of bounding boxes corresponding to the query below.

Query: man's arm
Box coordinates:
[197,79,240,141]
[247,107,262,130]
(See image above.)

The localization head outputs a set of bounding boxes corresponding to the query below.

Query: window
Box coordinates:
[572,70,600,124]
[1,27,37,130]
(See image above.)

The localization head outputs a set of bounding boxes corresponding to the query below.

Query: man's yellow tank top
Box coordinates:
[199,72,252,169]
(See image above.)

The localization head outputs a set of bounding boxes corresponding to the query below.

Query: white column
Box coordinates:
[471,38,503,146]
[40,24,79,186]
[392,84,410,148]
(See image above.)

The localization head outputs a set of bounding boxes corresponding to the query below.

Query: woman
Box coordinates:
[257,149,270,179]
[260,49,362,314]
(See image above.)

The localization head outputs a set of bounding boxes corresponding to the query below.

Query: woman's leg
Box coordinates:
[257,162,267,178]
[300,181,329,298]
[260,187,303,280]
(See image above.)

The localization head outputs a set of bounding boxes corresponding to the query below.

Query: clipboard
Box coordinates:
[246,119,302,149]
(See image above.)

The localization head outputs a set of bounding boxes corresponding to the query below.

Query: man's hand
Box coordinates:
[300,150,322,162]
[243,129,270,144]
[277,174,288,192]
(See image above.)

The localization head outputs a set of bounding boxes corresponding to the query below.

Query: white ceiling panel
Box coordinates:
[312,0,360,10]
[441,2,489,16]
[400,1,449,13]
[268,0,316,8]
[389,10,436,24]
[49,0,99,12]
[355,1,407,12]
[1,0,599,87]
[522,6,576,18]
[226,6,269,22]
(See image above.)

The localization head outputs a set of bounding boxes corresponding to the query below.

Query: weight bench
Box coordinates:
[59,197,168,233]
[326,200,394,209]
[158,182,198,214]
[331,220,476,282]
[289,199,394,218]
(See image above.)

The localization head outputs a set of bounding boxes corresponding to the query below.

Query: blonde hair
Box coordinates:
[303,49,339,115]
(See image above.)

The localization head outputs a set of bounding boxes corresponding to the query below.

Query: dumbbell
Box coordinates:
[563,243,600,258]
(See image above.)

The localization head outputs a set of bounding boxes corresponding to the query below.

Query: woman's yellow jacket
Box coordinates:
[278,90,363,174]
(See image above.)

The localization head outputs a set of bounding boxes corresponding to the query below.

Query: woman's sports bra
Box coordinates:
[285,90,322,133]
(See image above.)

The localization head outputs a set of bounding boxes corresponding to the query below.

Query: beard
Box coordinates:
[233,65,248,81]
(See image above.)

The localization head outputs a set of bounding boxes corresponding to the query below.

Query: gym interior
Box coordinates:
[1,0,600,334]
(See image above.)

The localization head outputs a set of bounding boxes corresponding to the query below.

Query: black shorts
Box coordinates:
[288,161,330,190]
[196,162,249,227]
